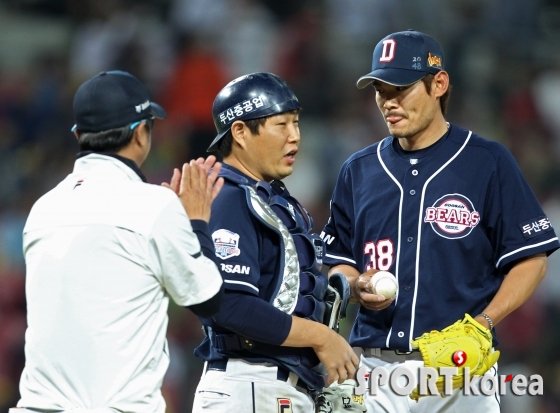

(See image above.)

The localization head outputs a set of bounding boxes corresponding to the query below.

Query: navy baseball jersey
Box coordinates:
[322,124,559,351]
[195,164,327,390]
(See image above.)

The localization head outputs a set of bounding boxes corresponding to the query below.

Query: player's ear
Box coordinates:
[230,120,248,150]
[433,71,449,98]
[132,122,146,146]
[131,122,150,150]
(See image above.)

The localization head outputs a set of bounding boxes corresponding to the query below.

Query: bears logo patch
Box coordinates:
[212,229,241,260]
[424,194,480,239]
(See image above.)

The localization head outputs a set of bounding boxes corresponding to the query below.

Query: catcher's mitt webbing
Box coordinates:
[409,313,500,401]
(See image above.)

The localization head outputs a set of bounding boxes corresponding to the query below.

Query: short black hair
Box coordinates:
[77,118,153,153]
[215,116,267,158]
[215,109,300,158]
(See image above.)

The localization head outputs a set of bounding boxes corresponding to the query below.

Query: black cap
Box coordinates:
[72,70,166,133]
[357,30,444,89]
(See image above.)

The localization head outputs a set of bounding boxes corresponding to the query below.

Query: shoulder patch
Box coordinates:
[519,216,554,239]
[212,229,241,260]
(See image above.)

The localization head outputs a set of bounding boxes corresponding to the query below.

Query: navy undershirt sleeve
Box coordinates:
[187,220,223,318]
[213,291,293,346]
[188,283,224,318]
[190,220,218,265]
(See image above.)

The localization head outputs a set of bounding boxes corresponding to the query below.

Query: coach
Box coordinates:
[12,70,224,413]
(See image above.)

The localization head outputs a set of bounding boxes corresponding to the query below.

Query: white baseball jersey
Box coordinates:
[17,154,223,413]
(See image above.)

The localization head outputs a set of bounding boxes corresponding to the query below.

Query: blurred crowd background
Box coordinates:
[1,0,560,412]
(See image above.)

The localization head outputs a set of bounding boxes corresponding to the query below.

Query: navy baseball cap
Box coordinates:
[72,70,166,132]
[356,30,444,89]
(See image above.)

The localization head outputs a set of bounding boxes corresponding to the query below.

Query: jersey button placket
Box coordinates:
[410,170,418,197]
[393,166,422,350]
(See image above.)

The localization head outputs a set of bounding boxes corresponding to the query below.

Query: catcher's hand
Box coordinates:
[315,380,366,413]
[409,313,500,401]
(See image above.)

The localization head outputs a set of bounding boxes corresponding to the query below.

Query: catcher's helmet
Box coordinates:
[207,72,300,152]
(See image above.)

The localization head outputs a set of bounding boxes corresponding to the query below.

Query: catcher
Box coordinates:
[317,29,559,413]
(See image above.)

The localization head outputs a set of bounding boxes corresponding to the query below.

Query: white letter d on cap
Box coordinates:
[380,39,396,62]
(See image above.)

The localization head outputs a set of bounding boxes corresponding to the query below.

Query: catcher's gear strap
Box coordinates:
[323,273,351,332]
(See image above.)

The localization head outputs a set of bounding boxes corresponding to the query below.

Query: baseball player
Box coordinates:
[320,30,560,412]
[191,72,360,413]
[13,71,224,413]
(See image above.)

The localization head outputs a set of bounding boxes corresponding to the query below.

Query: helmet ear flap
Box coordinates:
[208,72,300,152]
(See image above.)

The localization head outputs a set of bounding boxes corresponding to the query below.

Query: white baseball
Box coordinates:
[370,271,398,299]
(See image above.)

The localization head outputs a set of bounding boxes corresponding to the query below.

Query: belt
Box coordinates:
[362,348,423,362]
[207,359,309,392]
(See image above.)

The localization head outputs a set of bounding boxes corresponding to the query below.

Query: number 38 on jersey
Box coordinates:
[364,239,394,271]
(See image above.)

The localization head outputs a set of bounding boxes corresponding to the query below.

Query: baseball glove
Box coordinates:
[315,380,366,413]
[409,313,500,401]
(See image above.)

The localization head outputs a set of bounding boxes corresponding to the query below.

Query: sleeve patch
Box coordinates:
[220,262,251,275]
[519,216,554,239]
[212,229,241,260]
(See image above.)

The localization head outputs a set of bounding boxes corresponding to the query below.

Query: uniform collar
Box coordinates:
[391,125,451,160]
[222,163,289,195]
[76,151,147,182]
[222,163,259,185]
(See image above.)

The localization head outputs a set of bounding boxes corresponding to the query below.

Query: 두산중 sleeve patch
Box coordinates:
[519,216,554,240]
[212,229,241,260]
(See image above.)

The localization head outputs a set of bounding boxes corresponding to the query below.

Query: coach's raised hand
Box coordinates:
[163,155,224,222]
